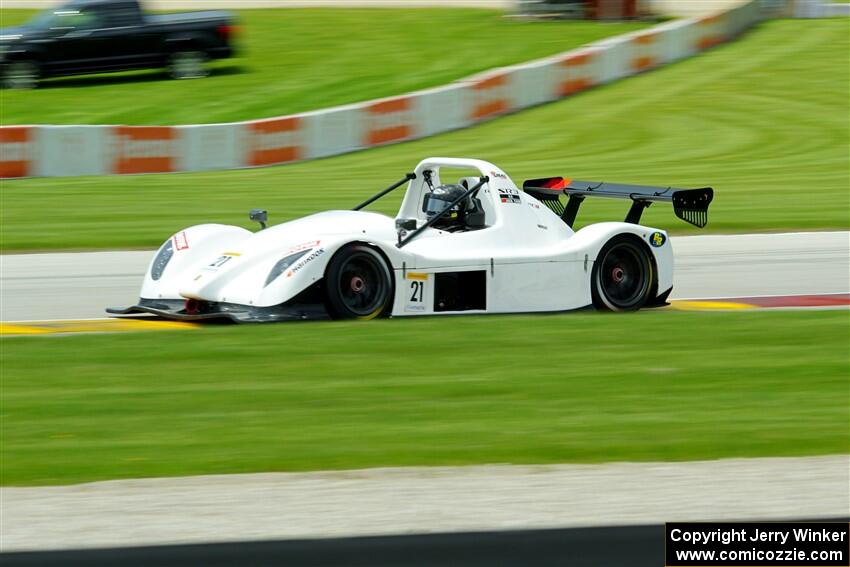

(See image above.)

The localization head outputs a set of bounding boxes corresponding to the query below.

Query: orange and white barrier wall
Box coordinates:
[0,1,763,179]
[0,127,34,178]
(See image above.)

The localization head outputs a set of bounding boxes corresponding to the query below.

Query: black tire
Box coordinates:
[324,244,393,320]
[168,51,209,80]
[2,60,39,89]
[591,235,653,312]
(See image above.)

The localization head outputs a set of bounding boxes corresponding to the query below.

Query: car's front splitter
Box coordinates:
[107,298,330,324]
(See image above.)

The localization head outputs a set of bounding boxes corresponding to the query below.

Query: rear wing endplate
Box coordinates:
[523,177,713,228]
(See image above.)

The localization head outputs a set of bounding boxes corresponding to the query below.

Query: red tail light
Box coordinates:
[217,25,239,42]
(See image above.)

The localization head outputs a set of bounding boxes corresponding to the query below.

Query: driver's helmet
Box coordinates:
[423,184,468,229]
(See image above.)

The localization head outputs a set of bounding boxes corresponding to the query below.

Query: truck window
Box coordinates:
[30,9,101,31]
[97,2,144,27]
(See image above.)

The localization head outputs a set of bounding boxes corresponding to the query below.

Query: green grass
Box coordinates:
[1,19,847,252]
[0,8,647,125]
[1,310,847,486]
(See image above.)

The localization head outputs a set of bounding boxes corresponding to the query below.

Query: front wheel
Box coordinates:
[324,244,393,320]
[168,51,209,80]
[2,60,39,89]
[591,235,653,312]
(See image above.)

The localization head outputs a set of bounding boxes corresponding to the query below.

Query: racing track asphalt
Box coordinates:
[1,231,847,322]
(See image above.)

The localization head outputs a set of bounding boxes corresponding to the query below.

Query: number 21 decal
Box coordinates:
[405,273,428,312]
[410,280,424,303]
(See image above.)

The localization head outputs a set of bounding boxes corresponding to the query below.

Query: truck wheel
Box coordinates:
[324,244,393,320]
[2,61,39,89]
[591,235,653,312]
[168,51,209,80]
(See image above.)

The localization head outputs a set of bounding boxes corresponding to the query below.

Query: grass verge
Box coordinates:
[1,19,847,251]
[0,8,646,125]
[1,310,847,486]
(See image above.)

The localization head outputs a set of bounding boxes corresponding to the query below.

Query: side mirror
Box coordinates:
[395,218,416,246]
[249,209,268,230]
[395,219,416,231]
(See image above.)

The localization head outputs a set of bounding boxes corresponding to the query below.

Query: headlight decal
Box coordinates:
[264,250,310,287]
[150,239,174,281]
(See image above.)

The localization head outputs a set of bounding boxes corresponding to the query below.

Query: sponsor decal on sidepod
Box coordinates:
[286,248,325,278]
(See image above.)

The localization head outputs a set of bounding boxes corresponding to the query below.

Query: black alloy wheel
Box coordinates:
[324,244,393,320]
[591,235,654,311]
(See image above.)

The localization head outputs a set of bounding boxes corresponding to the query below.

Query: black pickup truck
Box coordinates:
[0,0,237,88]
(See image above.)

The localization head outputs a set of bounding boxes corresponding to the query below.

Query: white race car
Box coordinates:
[108,157,712,322]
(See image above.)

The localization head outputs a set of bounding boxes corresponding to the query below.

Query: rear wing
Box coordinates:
[523,177,713,228]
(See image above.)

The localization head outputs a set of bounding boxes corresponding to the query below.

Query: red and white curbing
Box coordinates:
[1,294,847,337]
[668,293,850,312]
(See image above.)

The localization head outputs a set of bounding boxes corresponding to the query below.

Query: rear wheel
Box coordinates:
[168,51,209,80]
[2,60,39,89]
[591,235,653,311]
[324,244,393,320]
